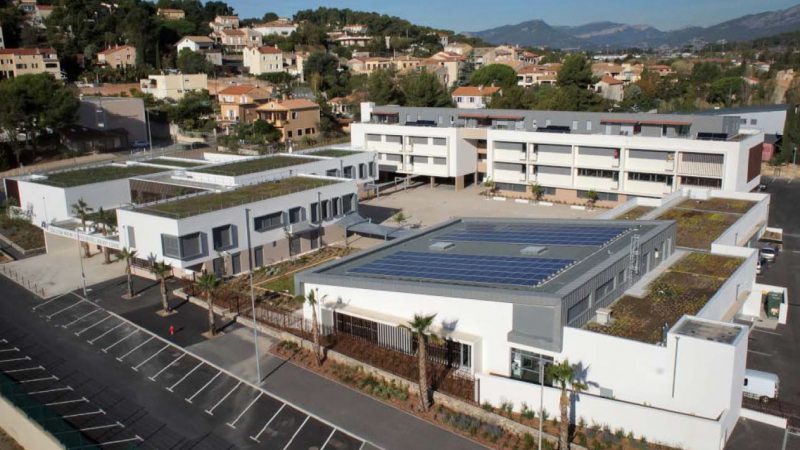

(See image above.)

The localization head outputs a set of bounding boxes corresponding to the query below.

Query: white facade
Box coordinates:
[253,23,297,37]
[242,46,285,75]
[139,74,208,101]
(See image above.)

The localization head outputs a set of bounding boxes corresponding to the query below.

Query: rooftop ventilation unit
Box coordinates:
[596,308,613,326]
[429,241,454,252]
[520,246,547,256]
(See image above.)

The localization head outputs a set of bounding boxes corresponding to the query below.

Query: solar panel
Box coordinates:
[438,224,629,246]
[347,251,574,287]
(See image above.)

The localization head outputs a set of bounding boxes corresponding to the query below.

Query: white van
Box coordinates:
[743,369,779,403]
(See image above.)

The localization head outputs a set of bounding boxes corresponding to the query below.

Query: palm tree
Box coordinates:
[117,248,137,298]
[401,313,437,412]
[96,207,114,263]
[197,274,220,336]
[305,290,323,366]
[547,360,587,450]
[71,199,93,257]
[149,261,173,314]
[392,210,407,227]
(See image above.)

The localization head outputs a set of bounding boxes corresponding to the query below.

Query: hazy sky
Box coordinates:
[225,0,798,32]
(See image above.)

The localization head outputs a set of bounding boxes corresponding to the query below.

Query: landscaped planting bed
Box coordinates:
[676,198,754,214]
[0,215,45,250]
[38,165,164,187]
[196,155,317,176]
[615,206,654,220]
[587,252,743,343]
[657,208,739,249]
[253,246,357,299]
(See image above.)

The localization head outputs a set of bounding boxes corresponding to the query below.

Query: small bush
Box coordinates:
[481,401,494,412]
[521,402,535,420]
[522,433,535,450]
[500,401,513,416]
[278,340,299,351]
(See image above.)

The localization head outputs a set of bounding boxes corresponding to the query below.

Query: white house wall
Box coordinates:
[17,178,133,225]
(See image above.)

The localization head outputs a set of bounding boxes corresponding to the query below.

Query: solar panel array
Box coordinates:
[438,223,629,246]
[348,251,575,287]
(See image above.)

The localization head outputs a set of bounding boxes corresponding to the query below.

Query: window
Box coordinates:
[432,157,446,165]
[432,137,446,146]
[358,163,366,179]
[368,162,375,177]
[321,200,330,220]
[342,194,355,214]
[305,128,312,134]
[287,131,292,138]
[510,348,554,385]
[310,202,319,223]
[385,154,402,162]
[750,119,757,125]
[577,168,615,178]
[331,198,340,217]
[568,295,590,324]
[181,233,204,259]
[254,212,282,232]
[542,186,556,196]
[627,172,672,184]
[460,343,472,368]
[343,166,355,178]
[495,182,526,192]
[411,136,428,145]
[212,225,236,251]
[572,120,578,130]
[495,162,525,172]
[288,207,305,224]
[577,190,618,202]
[297,129,303,136]
[595,278,614,301]
[161,234,180,258]
[412,156,428,164]
[586,121,592,131]
[326,168,338,177]
[126,226,136,248]
[617,269,626,285]
[291,112,298,120]
[366,134,381,142]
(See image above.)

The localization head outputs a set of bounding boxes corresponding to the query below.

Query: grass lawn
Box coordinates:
[262,273,295,294]
[196,155,317,176]
[139,177,337,218]
[38,165,164,187]
[309,149,363,158]
[0,215,45,250]
[615,206,654,220]
[587,253,742,343]
[144,158,206,168]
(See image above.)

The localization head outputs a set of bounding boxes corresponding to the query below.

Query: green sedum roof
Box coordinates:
[37,165,165,187]
[195,155,319,176]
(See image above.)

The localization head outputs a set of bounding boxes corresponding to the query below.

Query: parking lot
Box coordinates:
[12,291,376,449]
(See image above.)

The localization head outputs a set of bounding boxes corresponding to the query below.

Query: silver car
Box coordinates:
[760,247,777,262]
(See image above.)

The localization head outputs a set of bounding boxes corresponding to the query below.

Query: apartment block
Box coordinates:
[353,103,764,203]
[96,45,136,69]
[0,47,61,79]
[139,73,208,100]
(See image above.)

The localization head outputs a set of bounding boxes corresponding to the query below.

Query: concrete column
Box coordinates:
[473,172,479,185]
[430,176,436,188]
[455,175,465,191]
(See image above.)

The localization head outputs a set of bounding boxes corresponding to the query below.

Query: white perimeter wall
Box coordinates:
[18,178,133,225]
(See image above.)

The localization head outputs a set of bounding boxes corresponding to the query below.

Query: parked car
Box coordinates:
[760,247,778,262]
[744,369,779,403]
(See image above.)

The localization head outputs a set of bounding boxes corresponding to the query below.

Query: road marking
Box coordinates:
[116,337,154,362]
[87,322,126,345]
[132,344,169,371]
[0,356,31,364]
[79,422,123,432]
[46,300,85,320]
[4,366,44,374]
[20,375,58,384]
[148,353,185,381]
[748,349,772,357]
[227,392,262,428]
[75,315,112,336]
[98,436,143,446]
[102,330,139,353]
[0,339,6,344]
[62,409,105,419]
[61,308,101,329]
[282,415,310,450]
[186,371,222,403]
[321,428,336,450]
[0,347,19,353]
[32,294,68,310]
[251,403,286,442]
[29,386,73,395]
[45,397,87,406]
[205,381,242,415]
[751,328,782,336]
[166,362,203,392]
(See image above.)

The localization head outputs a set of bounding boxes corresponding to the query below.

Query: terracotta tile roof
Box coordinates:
[452,86,501,97]
[257,99,320,111]
[218,85,258,95]
[97,45,134,55]
[600,75,624,85]
[182,36,214,43]
[253,46,282,54]
[0,47,56,56]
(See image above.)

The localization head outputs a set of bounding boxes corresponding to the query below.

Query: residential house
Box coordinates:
[256,99,321,143]
[217,28,261,52]
[0,47,61,79]
[32,4,52,26]
[516,64,560,88]
[451,85,501,109]
[594,75,625,103]
[217,84,272,125]
[334,35,373,48]
[157,8,185,20]
[342,24,368,34]
[139,73,208,100]
[252,19,297,37]
[96,45,136,69]
[0,27,6,49]
[423,51,464,88]
[175,36,222,66]
[647,64,674,76]
[592,62,623,80]
[443,42,473,56]
[347,55,421,75]
[209,15,239,33]
[242,45,284,75]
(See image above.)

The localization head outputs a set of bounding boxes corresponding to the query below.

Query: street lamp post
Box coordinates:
[244,208,262,384]
[76,230,87,299]
[145,109,153,153]
[538,358,544,450]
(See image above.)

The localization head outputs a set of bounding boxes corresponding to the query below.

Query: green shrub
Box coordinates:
[481,401,494,412]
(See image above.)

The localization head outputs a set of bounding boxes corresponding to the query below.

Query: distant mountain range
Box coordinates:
[468,4,800,49]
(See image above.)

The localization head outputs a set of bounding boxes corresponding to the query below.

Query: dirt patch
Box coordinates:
[615,206,654,220]
[0,216,45,251]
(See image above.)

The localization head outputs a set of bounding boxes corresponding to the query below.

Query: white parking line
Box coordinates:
[0,339,6,344]
[46,300,86,319]
[251,404,286,442]
[29,386,73,395]
[79,422,123,432]
[205,381,242,415]
[0,356,31,364]
[166,361,203,392]
[116,337,154,362]
[102,330,139,353]
[4,366,44,374]
[32,294,68,310]
[87,322,126,345]
[283,416,310,450]
[45,397,87,406]
[0,347,19,353]
[186,371,222,403]
[132,344,169,371]
[751,328,782,336]
[98,436,143,446]
[148,353,185,381]
[20,375,58,384]
[75,315,112,336]
[227,392,262,428]
[321,428,336,450]
[748,349,772,357]
[62,409,105,419]
[61,308,101,329]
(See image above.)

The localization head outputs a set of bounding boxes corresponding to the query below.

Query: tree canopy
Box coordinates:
[468,64,518,89]
[400,72,452,107]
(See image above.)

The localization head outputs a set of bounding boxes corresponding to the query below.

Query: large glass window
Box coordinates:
[254,212,282,232]
[212,225,235,251]
[510,348,553,385]
[161,234,180,258]
[288,207,305,224]
[595,278,614,301]
[342,194,355,214]
[162,232,205,260]
[310,202,319,223]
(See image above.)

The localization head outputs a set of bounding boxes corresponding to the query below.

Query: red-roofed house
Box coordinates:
[452,85,502,109]
[96,45,136,69]
[242,45,284,75]
[0,47,61,79]
[256,99,320,142]
[217,84,273,124]
[593,75,625,103]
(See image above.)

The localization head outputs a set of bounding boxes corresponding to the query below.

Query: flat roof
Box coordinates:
[142,158,207,168]
[673,318,743,344]
[33,165,166,187]
[194,155,320,176]
[308,149,365,158]
[305,218,669,297]
[133,176,339,219]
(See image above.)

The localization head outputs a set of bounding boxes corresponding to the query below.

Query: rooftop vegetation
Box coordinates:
[195,155,318,176]
[37,165,164,187]
[657,198,754,249]
[309,149,362,158]
[138,177,337,218]
[143,158,206,168]
[586,252,743,343]
[614,206,654,220]
[0,215,45,250]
